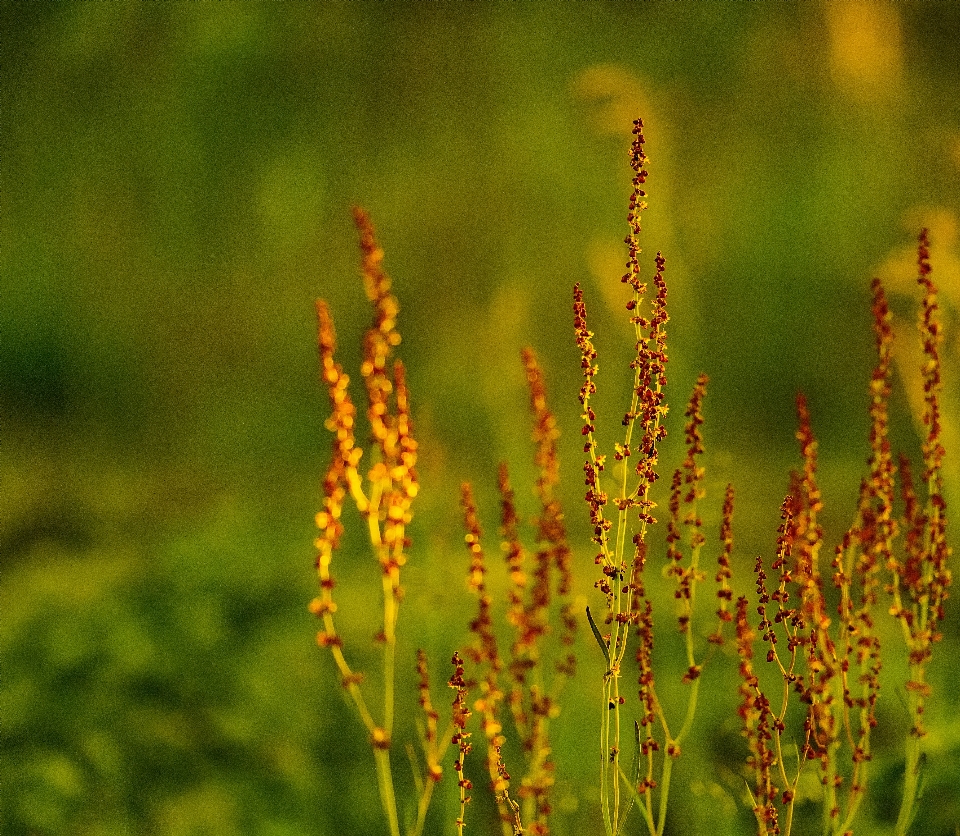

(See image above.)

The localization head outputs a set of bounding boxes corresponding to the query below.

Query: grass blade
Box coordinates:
[587,606,611,668]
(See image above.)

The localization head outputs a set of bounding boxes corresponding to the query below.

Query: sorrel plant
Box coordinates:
[311,119,953,836]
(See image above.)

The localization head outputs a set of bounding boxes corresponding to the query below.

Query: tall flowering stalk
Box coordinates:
[449,651,473,836]
[512,348,576,835]
[461,481,517,836]
[709,484,736,647]
[412,649,446,836]
[311,208,424,836]
[576,119,715,836]
[748,495,812,836]
[460,347,576,836]
[735,591,781,836]
[889,229,953,836]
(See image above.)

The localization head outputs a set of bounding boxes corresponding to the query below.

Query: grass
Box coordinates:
[312,119,954,836]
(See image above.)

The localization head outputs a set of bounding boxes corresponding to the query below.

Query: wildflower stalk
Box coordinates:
[578,119,715,836]
[409,649,447,836]
[576,117,667,835]
[830,276,892,834]
[461,481,518,836]
[750,500,803,836]
[519,347,576,836]
[312,208,420,836]
[459,348,574,836]
[450,652,473,836]
[891,229,953,836]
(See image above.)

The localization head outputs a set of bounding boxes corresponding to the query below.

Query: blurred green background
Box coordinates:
[2,3,959,835]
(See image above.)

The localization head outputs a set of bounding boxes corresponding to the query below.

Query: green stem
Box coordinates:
[895,690,923,836]
[612,679,622,830]
[655,756,673,836]
[617,763,656,836]
[409,780,434,836]
[374,748,401,836]
[674,665,701,747]
[382,572,397,737]
[601,676,615,836]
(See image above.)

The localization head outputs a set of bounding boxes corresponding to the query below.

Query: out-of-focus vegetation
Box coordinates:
[1,4,958,835]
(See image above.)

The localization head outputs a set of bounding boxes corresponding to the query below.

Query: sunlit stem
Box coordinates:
[601,673,617,836]
[374,748,401,836]
[895,684,923,836]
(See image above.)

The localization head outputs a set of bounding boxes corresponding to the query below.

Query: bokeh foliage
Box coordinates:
[2,4,959,835]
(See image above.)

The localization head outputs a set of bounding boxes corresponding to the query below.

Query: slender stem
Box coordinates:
[374,748,401,836]
[367,483,384,546]
[641,731,656,836]
[655,756,673,836]
[745,784,768,836]
[410,779,435,836]
[641,787,656,836]
[612,677,622,829]
[601,676,615,836]
[332,648,378,731]
[368,474,400,835]
[617,763,656,836]
[895,686,923,836]
[382,571,397,737]
[782,792,795,836]
[673,676,701,754]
